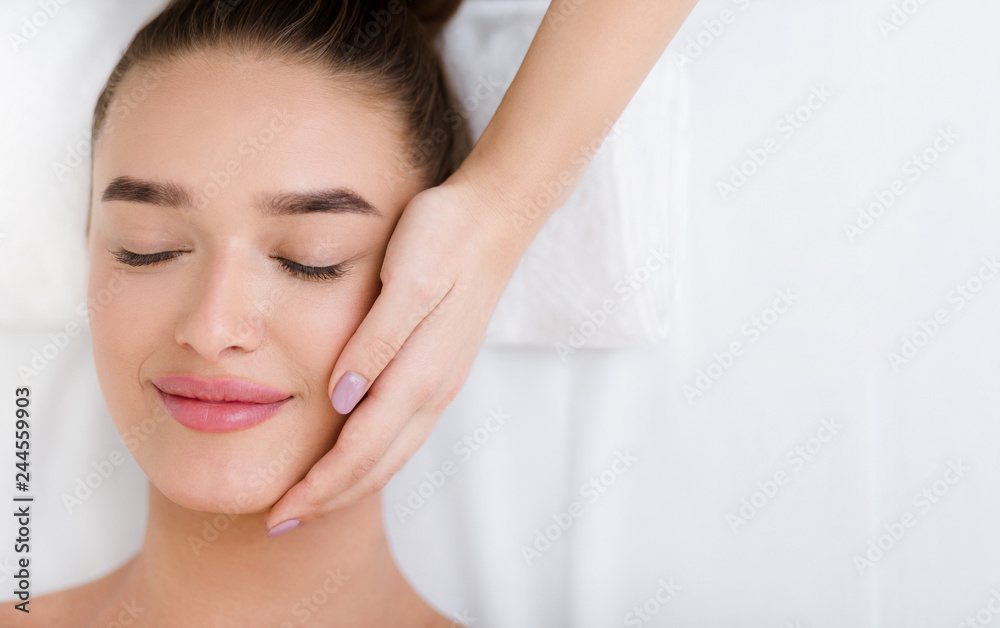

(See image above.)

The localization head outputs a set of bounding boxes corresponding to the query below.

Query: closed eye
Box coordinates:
[109,248,184,266]
[272,257,351,281]
[107,248,351,281]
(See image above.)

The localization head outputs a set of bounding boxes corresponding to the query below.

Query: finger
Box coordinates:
[329,274,455,414]
[266,347,438,529]
[304,408,443,516]
[313,327,480,515]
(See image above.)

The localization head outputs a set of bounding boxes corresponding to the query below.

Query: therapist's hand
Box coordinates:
[265,171,526,530]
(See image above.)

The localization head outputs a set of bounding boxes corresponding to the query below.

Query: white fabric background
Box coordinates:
[2,0,1000,627]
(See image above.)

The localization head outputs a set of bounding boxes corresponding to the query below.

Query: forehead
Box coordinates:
[94,50,416,218]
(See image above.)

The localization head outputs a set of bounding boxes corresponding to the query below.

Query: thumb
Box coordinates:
[329,273,452,414]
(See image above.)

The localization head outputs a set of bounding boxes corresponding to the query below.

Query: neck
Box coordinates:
[108,482,436,626]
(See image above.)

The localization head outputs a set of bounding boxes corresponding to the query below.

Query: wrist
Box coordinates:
[441,158,536,255]
[445,120,589,246]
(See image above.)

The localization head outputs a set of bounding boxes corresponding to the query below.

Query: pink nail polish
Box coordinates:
[266,518,300,537]
[331,371,366,414]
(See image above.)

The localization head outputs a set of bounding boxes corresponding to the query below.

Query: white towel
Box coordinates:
[440,0,688,352]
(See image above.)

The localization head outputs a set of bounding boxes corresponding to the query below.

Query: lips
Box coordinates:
[152,374,292,433]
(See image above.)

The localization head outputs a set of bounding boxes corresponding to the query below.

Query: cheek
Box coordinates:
[275,267,383,397]
[254,267,381,471]
[87,262,161,433]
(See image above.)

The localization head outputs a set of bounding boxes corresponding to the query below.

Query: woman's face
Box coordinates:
[86,50,422,513]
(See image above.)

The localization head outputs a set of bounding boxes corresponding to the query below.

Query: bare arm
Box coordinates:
[456,0,699,246]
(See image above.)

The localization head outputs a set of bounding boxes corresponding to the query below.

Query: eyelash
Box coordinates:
[107,248,351,281]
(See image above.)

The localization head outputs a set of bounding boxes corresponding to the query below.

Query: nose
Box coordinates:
[173,244,269,361]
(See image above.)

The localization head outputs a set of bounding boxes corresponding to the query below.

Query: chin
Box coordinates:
[145,435,316,515]
[150,464,297,514]
[156,479,283,514]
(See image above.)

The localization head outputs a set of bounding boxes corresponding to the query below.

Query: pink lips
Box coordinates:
[152,374,292,433]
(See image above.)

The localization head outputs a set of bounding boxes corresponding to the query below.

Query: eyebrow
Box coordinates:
[100,176,382,218]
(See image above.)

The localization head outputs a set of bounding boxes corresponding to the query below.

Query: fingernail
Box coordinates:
[266,518,300,537]
[332,371,367,414]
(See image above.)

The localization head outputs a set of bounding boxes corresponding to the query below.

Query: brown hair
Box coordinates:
[88,0,470,229]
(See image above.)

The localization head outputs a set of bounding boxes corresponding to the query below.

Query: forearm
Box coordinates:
[450,0,699,247]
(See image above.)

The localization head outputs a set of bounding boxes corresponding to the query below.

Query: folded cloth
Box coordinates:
[439,0,689,351]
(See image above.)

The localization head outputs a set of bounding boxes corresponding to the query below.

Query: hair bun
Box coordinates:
[408,0,464,36]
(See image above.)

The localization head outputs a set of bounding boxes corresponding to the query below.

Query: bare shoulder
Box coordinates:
[428,610,468,628]
[0,557,136,628]
[0,585,94,627]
